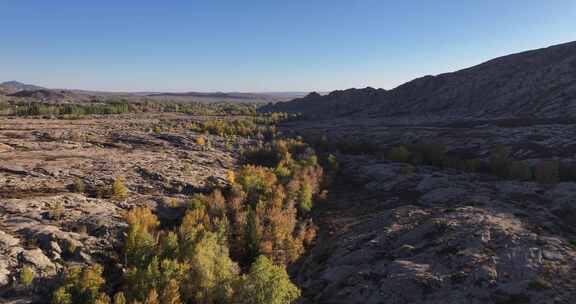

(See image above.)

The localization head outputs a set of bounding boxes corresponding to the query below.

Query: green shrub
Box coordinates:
[112,177,129,201]
[20,266,35,288]
[387,146,410,162]
[73,178,86,193]
[298,182,313,214]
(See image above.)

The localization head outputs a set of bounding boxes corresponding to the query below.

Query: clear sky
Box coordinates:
[1,0,575,92]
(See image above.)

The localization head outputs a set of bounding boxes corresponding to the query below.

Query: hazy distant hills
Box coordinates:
[264,41,576,122]
[0,81,45,94]
[146,91,309,103]
[0,81,309,103]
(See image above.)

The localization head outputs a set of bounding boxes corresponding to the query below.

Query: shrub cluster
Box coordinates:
[3,100,263,118]
[190,116,290,139]
[385,144,480,173]
[14,102,131,117]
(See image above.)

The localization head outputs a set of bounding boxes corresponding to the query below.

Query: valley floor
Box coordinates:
[2,114,576,303]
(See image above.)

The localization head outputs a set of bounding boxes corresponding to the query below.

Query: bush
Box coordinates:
[326,154,339,173]
[73,178,86,193]
[387,146,410,162]
[20,266,35,288]
[112,177,129,201]
[298,182,313,214]
[195,136,206,146]
[48,202,65,220]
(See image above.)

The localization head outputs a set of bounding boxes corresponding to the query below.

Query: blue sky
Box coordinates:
[1,0,575,92]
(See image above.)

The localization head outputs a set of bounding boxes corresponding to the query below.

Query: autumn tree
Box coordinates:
[124,207,159,267]
[53,265,106,304]
[113,176,129,200]
[144,289,159,304]
[237,255,300,304]
[20,266,35,288]
[113,292,127,304]
[161,279,181,304]
[52,287,72,304]
[184,232,239,303]
[196,136,206,146]
[95,293,111,304]
[298,181,313,214]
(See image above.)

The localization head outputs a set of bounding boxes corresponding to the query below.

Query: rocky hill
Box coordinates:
[7,89,89,103]
[264,41,576,123]
[0,81,45,95]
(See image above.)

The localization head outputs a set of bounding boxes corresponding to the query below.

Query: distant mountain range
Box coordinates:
[263,41,576,123]
[0,81,310,103]
[0,81,45,94]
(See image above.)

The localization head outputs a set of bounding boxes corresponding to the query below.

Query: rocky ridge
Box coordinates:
[264,41,576,123]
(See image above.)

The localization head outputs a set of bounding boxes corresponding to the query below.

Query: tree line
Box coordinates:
[3,100,263,118]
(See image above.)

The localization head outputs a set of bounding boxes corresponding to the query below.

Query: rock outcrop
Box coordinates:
[264,41,576,123]
[294,156,576,304]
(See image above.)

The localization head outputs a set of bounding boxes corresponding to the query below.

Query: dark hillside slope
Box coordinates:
[264,41,576,122]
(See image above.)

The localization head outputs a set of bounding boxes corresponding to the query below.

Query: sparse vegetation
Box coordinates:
[73,177,86,193]
[48,112,323,304]
[195,136,206,146]
[20,266,35,288]
[191,117,282,139]
[112,177,129,201]
[387,146,410,162]
[2,99,265,118]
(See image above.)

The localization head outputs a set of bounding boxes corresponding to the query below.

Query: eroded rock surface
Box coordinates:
[295,156,576,304]
[0,115,240,301]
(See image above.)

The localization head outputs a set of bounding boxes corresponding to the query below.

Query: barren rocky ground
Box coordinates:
[0,114,245,302]
[2,106,576,304]
[294,155,576,304]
